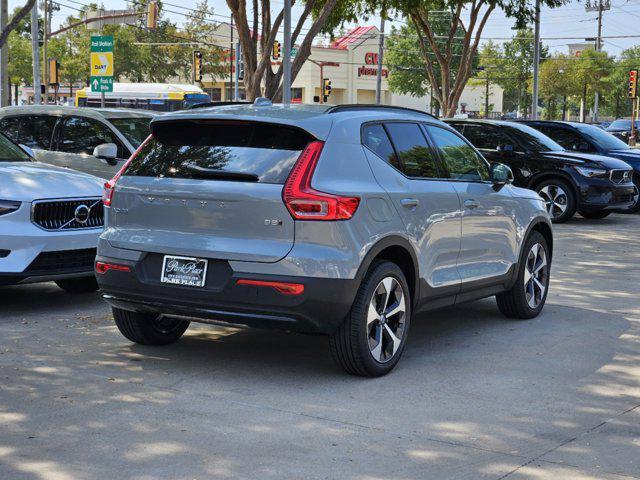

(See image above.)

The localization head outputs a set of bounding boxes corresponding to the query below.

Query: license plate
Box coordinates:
[161,255,208,287]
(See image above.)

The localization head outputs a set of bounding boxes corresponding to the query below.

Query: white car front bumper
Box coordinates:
[0,201,101,285]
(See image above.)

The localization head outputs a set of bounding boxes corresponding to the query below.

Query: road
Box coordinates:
[1,214,639,480]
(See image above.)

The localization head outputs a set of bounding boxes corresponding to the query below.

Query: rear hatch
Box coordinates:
[106,119,314,262]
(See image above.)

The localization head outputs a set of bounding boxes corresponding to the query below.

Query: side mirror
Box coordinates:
[491,162,514,185]
[19,144,35,158]
[93,143,118,165]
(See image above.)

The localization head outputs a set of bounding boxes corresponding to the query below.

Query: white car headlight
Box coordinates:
[0,199,21,216]
[574,166,608,178]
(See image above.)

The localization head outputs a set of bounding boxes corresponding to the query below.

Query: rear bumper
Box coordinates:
[96,253,358,334]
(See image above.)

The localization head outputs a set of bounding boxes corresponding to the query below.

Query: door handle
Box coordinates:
[464,199,479,209]
[401,198,419,209]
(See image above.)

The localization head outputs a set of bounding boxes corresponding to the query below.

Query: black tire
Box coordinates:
[535,178,576,223]
[616,178,640,214]
[55,276,99,294]
[496,231,551,320]
[579,210,611,219]
[112,307,190,346]
[329,260,412,377]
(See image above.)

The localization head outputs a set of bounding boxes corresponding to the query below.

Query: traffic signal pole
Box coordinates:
[31,1,41,104]
[283,0,292,106]
[531,0,541,119]
[0,0,8,107]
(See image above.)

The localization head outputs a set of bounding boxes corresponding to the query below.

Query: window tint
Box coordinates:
[385,123,439,178]
[427,126,490,181]
[125,121,312,184]
[59,117,123,156]
[0,133,30,162]
[0,117,22,144]
[458,124,513,151]
[535,126,587,151]
[18,115,58,150]
[362,123,399,169]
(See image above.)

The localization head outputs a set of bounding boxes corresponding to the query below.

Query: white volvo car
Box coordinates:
[0,132,103,293]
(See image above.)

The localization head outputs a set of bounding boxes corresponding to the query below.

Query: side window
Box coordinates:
[362,123,400,170]
[461,124,512,151]
[384,122,439,178]
[427,126,490,182]
[18,115,58,150]
[0,117,22,144]
[537,126,587,151]
[58,117,123,156]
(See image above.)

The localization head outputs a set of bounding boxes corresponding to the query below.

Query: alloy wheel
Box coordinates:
[523,243,548,309]
[538,185,568,219]
[367,277,407,363]
[154,316,186,335]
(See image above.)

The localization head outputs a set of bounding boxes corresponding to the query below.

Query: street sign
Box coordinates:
[90,76,113,92]
[290,47,298,59]
[90,35,114,93]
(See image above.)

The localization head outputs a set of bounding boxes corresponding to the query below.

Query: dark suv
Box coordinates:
[446,119,635,222]
[517,120,640,213]
[97,103,553,376]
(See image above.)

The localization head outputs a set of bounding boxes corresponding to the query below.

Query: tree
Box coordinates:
[225,0,340,101]
[538,54,573,119]
[470,40,502,116]
[381,0,566,117]
[386,13,477,114]
[0,0,36,48]
[568,48,611,122]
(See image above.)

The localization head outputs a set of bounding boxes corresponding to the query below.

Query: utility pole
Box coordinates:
[375,15,385,105]
[234,41,240,101]
[43,0,48,103]
[229,14,234,101]
[586,0,610,122]
[0,0,8,106]
[485,76,490,119]
[531,0,541,120]
[282,0,291,105]
[31,1,41,104]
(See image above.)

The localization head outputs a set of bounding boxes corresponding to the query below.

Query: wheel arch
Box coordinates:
[526,170,576,194]
[356,236,420,308]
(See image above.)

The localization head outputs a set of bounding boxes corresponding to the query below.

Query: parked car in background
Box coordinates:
[0,132,103,293]
[0,106,157,179]
[446,119,635,222]
[96,102,553,377]
[606,119,640,143]
[518,120,640,213]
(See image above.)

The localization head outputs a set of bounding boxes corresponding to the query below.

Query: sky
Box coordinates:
[8,0,640,57]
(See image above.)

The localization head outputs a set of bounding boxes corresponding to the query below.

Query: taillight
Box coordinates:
[95,261,131,274]
[236,279,304,295]
[103,135,152,207]
[282,141,360,220]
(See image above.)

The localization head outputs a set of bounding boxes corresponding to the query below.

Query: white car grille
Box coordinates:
[31,198,103,231]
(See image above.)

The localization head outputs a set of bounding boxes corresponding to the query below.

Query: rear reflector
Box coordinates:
[95,262,131,274]
[236,279,304,295]
[282,141,360,220]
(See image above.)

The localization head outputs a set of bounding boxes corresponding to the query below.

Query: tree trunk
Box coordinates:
[581,82,587,123]
[562,95,567,121]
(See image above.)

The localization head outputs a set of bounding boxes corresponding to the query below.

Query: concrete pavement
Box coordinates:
[1,214,639,479]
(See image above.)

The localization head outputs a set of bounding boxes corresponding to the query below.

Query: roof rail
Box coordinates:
[325,104,438,119]
[187,101,251,110]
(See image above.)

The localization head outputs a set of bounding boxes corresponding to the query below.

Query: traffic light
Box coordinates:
[272,41,281,60]
[193,50,203,83]
[323,78,332,97]
[629,70,638,99]
[48,59,60,86]
[147,1,158,30]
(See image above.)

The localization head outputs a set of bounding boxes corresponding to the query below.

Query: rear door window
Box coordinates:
[384,122,440,178]
[125,120,312,184]
[17,115,58,150]
[362,123,400,170]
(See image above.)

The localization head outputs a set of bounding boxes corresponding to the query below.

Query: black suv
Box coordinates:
[518,120,640,213]
[446,119,635,222]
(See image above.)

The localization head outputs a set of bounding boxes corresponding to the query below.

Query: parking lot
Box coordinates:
[0,214,638,480]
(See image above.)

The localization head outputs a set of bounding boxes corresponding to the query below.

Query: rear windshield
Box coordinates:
[124,120,312,184]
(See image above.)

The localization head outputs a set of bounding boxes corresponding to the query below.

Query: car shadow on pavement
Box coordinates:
[0,281,638,479]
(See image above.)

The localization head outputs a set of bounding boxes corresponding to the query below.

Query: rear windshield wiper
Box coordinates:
[184,164,259,182]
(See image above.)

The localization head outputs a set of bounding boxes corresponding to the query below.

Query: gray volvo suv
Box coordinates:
[96,103,553,376]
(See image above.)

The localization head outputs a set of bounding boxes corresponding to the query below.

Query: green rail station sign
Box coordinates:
[90,35,114,92]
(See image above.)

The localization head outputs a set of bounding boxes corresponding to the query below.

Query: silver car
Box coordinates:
[96,102,553,376]
[0,106,157,179]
